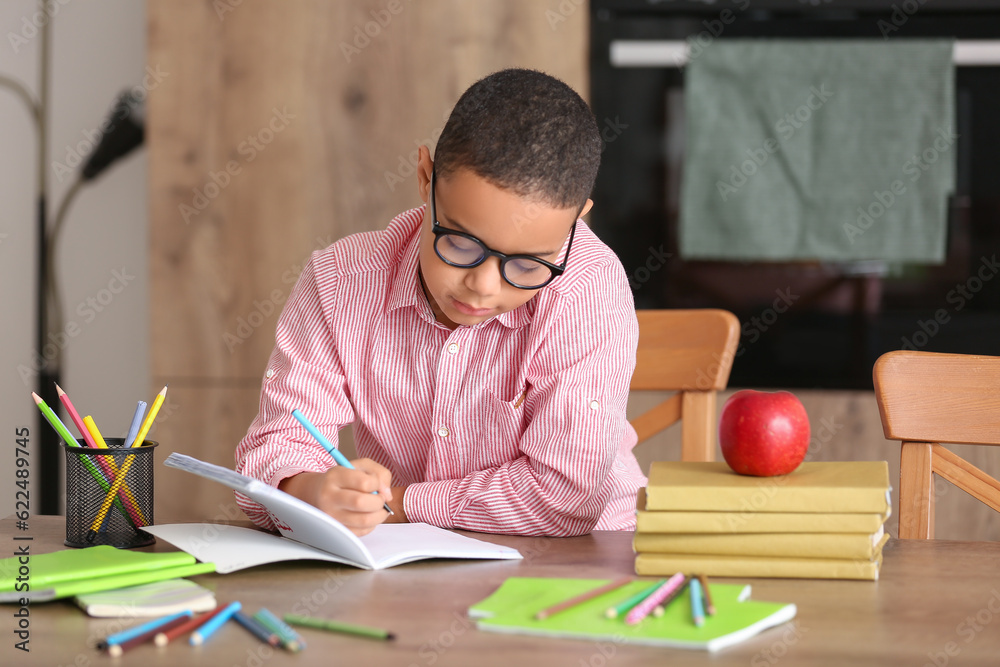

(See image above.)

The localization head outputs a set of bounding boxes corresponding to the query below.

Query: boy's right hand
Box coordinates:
[278,459,393,537]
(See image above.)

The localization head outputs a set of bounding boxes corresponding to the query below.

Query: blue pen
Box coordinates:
[690,577,705,627]
[103,610,192,647]
[190,601,241,645]
[124,400,147,448]
[291,409,393,515]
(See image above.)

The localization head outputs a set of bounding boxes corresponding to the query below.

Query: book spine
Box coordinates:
[632,532,883,560]
[635,511,886,534]
[634,553,881,581]
[644,487,890,513]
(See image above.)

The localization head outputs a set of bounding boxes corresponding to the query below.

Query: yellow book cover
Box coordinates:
[634,489,889,534]
[633,529,889,560]
[645,462,891,513]
[635,550,884,581]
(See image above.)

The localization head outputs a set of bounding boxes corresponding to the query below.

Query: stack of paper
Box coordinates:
[634,462,891,580]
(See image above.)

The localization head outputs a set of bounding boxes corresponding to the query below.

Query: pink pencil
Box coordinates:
[624,572,687,625]
[55,384,99,448]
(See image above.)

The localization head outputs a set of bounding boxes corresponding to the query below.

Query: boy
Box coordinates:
[235,68,646,537]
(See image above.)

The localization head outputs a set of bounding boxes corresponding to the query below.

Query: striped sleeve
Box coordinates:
[234,252,356,530]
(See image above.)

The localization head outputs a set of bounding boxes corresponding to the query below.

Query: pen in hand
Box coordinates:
[291,409,394,516]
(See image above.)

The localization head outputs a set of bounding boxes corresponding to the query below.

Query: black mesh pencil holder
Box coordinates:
[62,438,157,549]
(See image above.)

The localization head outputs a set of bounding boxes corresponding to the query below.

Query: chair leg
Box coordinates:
[681,391,715,462]
[898,441,934,539]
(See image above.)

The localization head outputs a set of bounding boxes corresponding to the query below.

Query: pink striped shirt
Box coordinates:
[235,206,646,536]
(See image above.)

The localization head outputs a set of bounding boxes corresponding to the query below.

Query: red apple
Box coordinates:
[719,390,811,476]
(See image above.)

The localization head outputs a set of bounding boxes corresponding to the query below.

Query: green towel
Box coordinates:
[680,39,955,263]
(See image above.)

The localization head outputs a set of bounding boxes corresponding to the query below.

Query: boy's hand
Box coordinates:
[278,458,394,537]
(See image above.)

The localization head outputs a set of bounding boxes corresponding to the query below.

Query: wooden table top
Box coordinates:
[4,515,1000,666]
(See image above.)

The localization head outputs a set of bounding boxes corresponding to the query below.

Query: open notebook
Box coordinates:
[146,453,522,572]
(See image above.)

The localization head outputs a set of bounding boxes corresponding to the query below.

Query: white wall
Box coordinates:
[0,0,148,518]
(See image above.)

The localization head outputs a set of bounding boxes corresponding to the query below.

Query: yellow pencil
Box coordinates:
[86,386,167,541]
[83,415,147,526]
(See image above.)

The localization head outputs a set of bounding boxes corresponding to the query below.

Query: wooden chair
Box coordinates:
[873,350,1000,539]
[630,309,740,462]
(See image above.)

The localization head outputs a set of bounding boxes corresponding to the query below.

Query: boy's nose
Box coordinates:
[464,257,503,299]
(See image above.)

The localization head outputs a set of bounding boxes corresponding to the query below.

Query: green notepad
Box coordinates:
[469,577,796,652]
[0,546,216,603]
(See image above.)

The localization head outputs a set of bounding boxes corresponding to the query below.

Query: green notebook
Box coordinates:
[469,577,796,652]
[0,546,216,603]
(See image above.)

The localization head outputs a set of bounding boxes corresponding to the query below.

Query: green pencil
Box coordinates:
[31,392,134,525]
[605,579,666,619]
[284,613,395,641]
[253,608,305,652]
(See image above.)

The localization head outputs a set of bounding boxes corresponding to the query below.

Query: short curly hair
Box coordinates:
[433,68,602,212]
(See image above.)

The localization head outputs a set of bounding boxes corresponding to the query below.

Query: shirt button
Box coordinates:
[437,426,450,438]
[265,368,274,379]
[447,343,459,354]
[589,400,600,410]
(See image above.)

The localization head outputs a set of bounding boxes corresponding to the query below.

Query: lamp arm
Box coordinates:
[45,177,85,365]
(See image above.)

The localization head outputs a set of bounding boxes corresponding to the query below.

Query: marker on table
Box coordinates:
[234,610,281,646]
[285,613,396,641]
[291,408,393,515]
[190,601,241,645]
[652,575,690,617]
[155,606,223,646]
[253,607,305,652]
[101,610,193,649]
[697,573,716,616]
[104,612,193,656]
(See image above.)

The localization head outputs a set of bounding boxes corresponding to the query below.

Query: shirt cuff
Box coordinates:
[403,479,460,528]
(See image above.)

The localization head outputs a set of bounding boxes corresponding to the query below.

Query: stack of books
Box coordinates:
[634,461,891,580]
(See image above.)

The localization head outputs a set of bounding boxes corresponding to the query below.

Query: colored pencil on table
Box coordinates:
[291,408,393,515]
[652,575,690,617]
[234,610,281,646]
[625,572,687,625]
[105,613,192,657]
[87,385,167,541]
[154,606,223,647]
[101,610,193,648]
[31,392,134,524]
[697,573,716,616]
[254,608,305,652]
[690,577,706,627]
[605,579,665,619]
[191,601,241,645]
[534,577,632,620]
[285,613,395,641]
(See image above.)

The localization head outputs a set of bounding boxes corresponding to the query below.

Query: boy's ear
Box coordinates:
[578,198,594,219]
[416,145,434,205]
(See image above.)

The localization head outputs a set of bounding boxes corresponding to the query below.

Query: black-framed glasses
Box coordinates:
[429,169,575,290]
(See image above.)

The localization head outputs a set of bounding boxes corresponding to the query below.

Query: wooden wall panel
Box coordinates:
[147,0,588,518]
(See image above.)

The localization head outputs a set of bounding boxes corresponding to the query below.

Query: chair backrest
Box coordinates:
[630,309,740,462]
[873,350,1000,538]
